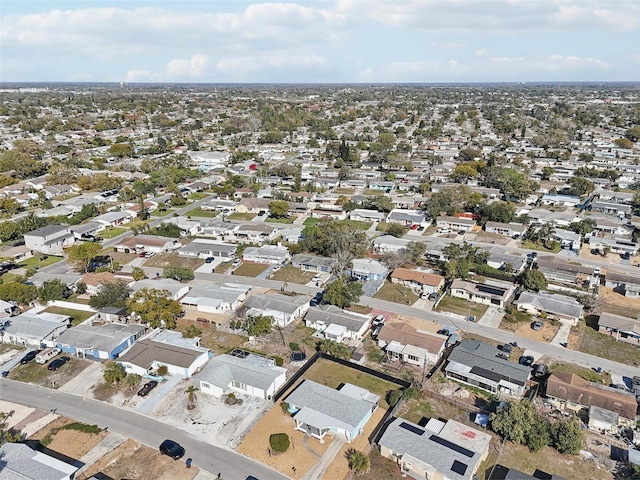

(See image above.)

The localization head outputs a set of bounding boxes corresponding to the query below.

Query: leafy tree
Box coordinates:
[300,220,368,275]
[131,266,146,281]
[268,200,290,218]
[108,143,134,158]
[241,314,273,336]
[38,279,69,303]
[0,281,37,305]
[551,417,584,454]
[317,339,351,360]
[269,433,290,452]
[421,186,482,219]
[625,126,640,142]
[323,278,363,309]
[404,241,426,264]
[127,288,183,329]
[569,219,596,236]
[380,251,406,270]
[480,201,515,223]
[66,242,101,273]
[0,198,21,215]
[163,267,194,282]
[88,281,131,309]
[450,164,479,183]
[151,222,181,238]
[103,361,126,385]
[182,326,202,338]
[519,269,548,292]
[364,195,394,213]
[490,400,537,445]
[346,449,370,475]
[387,389,403,407]
[540,166,555,180]
[567,176,595,196]
[0,221,18,241]
[387,223,407,238]
[124,373,141,391]
[528,416,552,452]
[614,138,634,149]
[75,281,87,295]
[485,167,537,200]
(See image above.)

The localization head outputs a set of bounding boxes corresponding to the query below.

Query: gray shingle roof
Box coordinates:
[244,293,309,315]
[0,443,78,480]
[304,305,369,333]
[515,291,584,319]
[194,353,285,390]
[56,323,146,353]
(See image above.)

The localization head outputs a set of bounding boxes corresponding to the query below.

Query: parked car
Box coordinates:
[232,259,241,267]
[428,292,440,301]
[372,315,385,327]
[138,252,146,258]
[519,355,534,367]
[533,364,548,378]
[19,350,39,365]
[204,257,215,263]
[531,320,543,331]
[410,224,418,230]
[500,344,512,358]
[272,265,281,272]
[47,356,70,371]
[159,439,185,460]
[144,252,156,258]
[137,380,159,397]
[417,226,425,231]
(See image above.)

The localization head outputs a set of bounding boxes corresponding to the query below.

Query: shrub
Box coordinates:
[269,433,290,453]
[281,401,290,414]
[386,389,403,407]
[274,356,284,367]
[157,365,168,376]
[182,325,202,338]
[289,342,299,351]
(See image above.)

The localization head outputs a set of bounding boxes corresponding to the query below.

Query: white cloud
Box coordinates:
[216,53,329,74]
[475,48,489,57]
[124,70,152,82]
[166,54,209,79]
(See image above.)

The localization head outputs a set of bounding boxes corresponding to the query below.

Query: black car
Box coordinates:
[519,355,534,367]
[48,356,70,371]
[159,439,185,460]
[533,364,548,378]
[204,257,215,263]
[19,350,39,365]
[137,380,159,397]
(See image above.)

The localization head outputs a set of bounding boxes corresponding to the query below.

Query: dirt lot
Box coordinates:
[10,355,91,389]
[594,286,640,318]
[579,244,630,267]
[29,416,108,459]
[271,265,316,284]
[501,315,560,343]
[143,253,204,270]
[77,439,199,480]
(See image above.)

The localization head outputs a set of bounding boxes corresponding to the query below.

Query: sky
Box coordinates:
[1,0,639,84]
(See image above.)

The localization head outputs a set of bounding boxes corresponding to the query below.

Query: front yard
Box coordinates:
[143,253,203,270]
[226,212,256,221]
[270,265,316,284]
[232,262,269,277]
[10,355,91,388]
[434,294,488,320]
[18,255,63,269]
[185,207,220,218]
[373,281,419,305]
[99,226,128,239]
[570,316,640,367]
[264,216,295,224]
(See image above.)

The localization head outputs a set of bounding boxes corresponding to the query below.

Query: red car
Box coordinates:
[410,224,419,230]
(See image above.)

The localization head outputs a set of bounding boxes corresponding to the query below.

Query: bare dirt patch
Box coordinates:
[595,286,640,318]
[578,244,624,267]
[143,253,204,270]
[502,317,560,343]
[10,356,91,389]
[77,439,199,480]
[29,417,108,459]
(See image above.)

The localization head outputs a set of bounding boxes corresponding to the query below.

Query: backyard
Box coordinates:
[373,281,419,305]
[434,294,488,320]
[177,318,248,354]
[42,306,94,326]
[270,265,316,284]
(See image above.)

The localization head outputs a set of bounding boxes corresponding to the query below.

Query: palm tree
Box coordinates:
[124,373,141,391]
[346,449,370,475]
[186,385,198,410]
[103,362,125,386]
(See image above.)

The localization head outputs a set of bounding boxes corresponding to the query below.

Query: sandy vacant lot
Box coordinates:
[28,416,108,459]
[501,318,560,343]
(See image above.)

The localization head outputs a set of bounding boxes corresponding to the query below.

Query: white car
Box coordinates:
[272,265,281,272]
[232,259,241,267]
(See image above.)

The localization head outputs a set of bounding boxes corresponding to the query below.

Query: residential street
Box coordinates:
[0,379,290,480]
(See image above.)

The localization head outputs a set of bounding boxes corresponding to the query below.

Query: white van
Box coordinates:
[437,228,451,234]
[35,347,60,364]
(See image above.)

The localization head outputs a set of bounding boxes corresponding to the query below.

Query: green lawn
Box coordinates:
[227,212,256,221]
[396,397,435,424]
[548,361,611,385]
[362,189,386,196]
[270,266,316,284]
[188,192,212,200]
[373,281,419,305]
[18,255,63,269]
[521,240,562,253]
[233,262,269,277]
[434,294,488,320]
[303,217,320,226]
[100,226,128,239]
[265,216,295,224]
[185,207,220,218]
[42,306,95,326]
[341,219,372,230]
[302,358,403,408]
[333,187,355,195]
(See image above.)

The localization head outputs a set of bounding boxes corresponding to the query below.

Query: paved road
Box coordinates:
[0,379,290,480]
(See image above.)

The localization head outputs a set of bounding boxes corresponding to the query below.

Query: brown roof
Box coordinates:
[117,339,204,369]
[377,322,446,354]
[390,268,444,287]
[546,373,637,420]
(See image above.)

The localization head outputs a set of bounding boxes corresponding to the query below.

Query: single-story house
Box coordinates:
[540,194,581,207]
[484,221,527,238]
[178,239,237,259]
[69,221,102,240]
[95,306,128,323]
[526,208,579,227]
[597,312,640,344]
[436,216,476,232]
[181,283,251,313]
[28,272,82,289]
[235,198,273,214]
[93,211,133,228]
[545,373,637,425]
[387,209,429,227]
[444,339,531,398]
[514,291,583,324]
[550,229,582,251]
[113,235,180,254]
[589,200,632,217]
[349,209,386,222]
[604,270,640,298]
[379,417,491,480]
[242,245,291,265]
[390,268,445,295]
[0,244,33,263]
[535,255,596,288]
[162,216,203,236]
[201,220,240,237]
[234,223,280,242]
[372,235,410,254]
[24,225,75,255]
[194,351,287,400]
[129,278,190,301]
[291,253,333,273]
[284,380,379,443]
[0,442,79,480]
[117,330,211,377]
[1,312,71,348]
[56,322,146,360]
[242,293,311,328]
[588,236,639,256]
[377,322,447,367]
[450,278,515,308]
[350,258,388,281]
[304,305,371,341]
